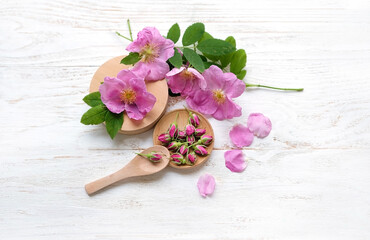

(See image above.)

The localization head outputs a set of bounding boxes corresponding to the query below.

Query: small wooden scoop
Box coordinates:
[85,145,170,195]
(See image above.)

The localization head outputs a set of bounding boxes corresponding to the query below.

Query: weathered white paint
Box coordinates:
[1,0,370,239]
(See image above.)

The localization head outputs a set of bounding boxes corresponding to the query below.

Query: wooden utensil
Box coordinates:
[152,109,215,169]
[85,145,170,195]
[89,56,169,135]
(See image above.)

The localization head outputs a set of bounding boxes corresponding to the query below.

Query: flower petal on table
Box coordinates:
[229,124,254,147]
[197,174,216,198]
[247,113,272,138]
[224,150,247,173]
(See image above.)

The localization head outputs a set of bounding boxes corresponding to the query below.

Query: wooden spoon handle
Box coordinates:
[85,170,130,195]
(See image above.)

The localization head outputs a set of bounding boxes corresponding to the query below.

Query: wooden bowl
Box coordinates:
[89,56,168,135]
[152,109,215,169]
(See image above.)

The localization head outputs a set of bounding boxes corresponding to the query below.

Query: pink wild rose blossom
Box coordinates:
[126,27,174,81]
[166,67,206,96]
[186,65,245,120]
[99,69,156,120]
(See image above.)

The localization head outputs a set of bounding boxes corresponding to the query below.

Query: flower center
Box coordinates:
[212,89,226,104]
[180,70,194,81]
[120,88,136,104]
[140,44,159,63]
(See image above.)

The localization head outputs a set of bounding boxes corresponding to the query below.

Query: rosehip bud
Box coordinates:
[194,128,206,137]
[158,133,171,145]
[186,135,196,145]
[189,113,200,127]
[187,152,197,164]
[177,131,186,140]
[193,145,208,156]
[179,144,189,155]
[168,123,178,138]
[171,153,185,165]
[167,141,183,151]
[200,134,213,145]
[185,124,195,136]
[136,152,162,163]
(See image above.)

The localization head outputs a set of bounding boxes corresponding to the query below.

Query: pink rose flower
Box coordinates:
[197,174,215,197]
[127,27,174,81]
[186,65,245,120]
[99,69,156,120]
[224,150,247,172]
[166,67,206,96]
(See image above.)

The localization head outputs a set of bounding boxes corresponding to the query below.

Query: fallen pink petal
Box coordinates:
[247,113,272,138]
[224,150,247,173]
[229,124,254,148]
[197,174,215,197]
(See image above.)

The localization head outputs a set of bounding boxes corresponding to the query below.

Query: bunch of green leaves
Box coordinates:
[166,22,247,80]
[80,92,123,139]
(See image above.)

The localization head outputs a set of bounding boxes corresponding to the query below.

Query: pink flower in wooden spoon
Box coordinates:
[127,27,174,81]
[197,174,215,197]
[99,69,156,120]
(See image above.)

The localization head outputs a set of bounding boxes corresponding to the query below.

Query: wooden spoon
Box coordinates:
[85,145,170,195]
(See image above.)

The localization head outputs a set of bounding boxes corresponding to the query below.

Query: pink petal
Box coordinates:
[99,77,126,114]
[186,89,218,115]
[224,150,247,172]
[212,97,242,120]
[131,59,169,81]
[247,113,272,138]
[197,174,216,197]
[157,38,175,61]
[187,68,207,90]
[222,73,245,98]
[135,91,156,114]
[202,65,225,90]
[125,103,145,120]
[166,67,187,94]
[229,124,254,147]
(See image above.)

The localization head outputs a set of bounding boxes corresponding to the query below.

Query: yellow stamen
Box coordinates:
[120,88,136,104]
[212,89,226,104]
[180,69,194,81]
[140,44,159,63]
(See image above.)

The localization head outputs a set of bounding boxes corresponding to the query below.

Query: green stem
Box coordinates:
[115,31,132,42]
[127,19,133,41]
[245,83,303,92]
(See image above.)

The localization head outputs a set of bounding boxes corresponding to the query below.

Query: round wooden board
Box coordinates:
[152,109,215,169]
[89,56,169,135]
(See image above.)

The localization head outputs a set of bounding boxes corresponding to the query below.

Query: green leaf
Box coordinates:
[236,69,247,80]
[220,36,236,68]
[198,54,207,62]
[197,39,236,56]
[203,61,222,69]
[168,49,182,68]
[199,32,213,43]
[182,22,205,46]
[120,52,141,65]
[183,48,205,72]
[81,105,108,125]
[83,91,102,107]
[230,49,247,74]
[167,23,180,44]
[105,111,124,139]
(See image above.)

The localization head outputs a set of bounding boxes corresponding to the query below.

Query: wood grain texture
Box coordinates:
[1,0,370,239]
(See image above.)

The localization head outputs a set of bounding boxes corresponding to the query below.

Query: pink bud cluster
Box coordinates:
[157,109,213,166]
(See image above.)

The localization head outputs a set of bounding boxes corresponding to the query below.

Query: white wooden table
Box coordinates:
[1,0,370,239]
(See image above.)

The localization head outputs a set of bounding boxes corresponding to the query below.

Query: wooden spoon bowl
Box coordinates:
[152,109,215,169]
